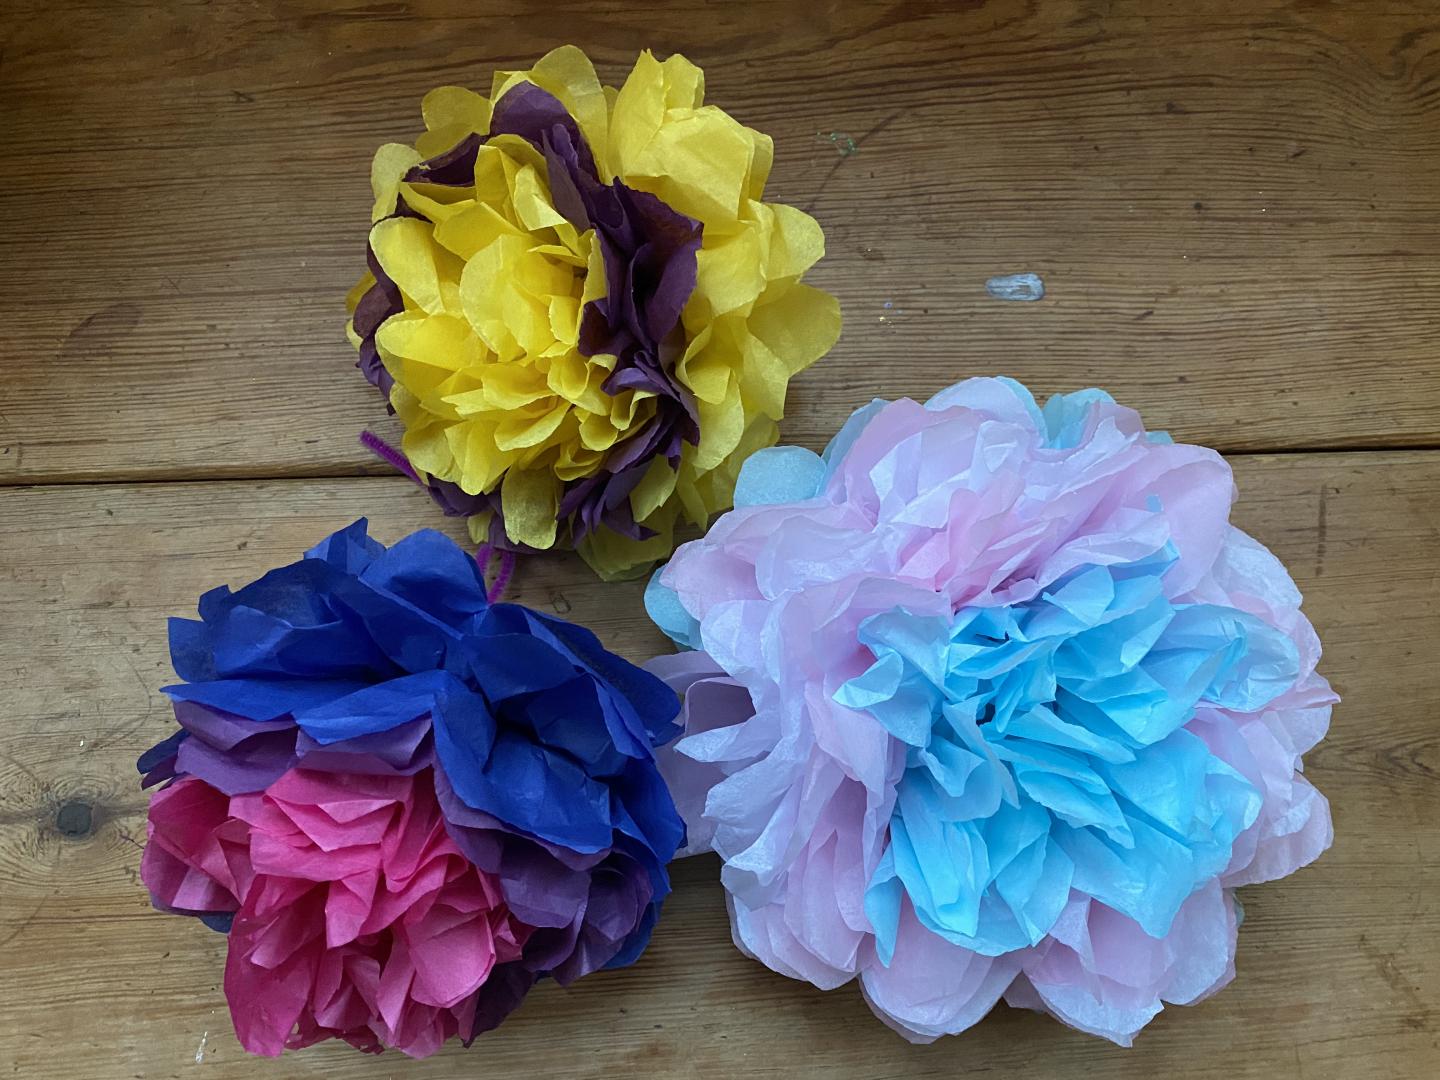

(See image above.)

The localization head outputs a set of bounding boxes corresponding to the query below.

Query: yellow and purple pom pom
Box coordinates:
[348,47,841,580]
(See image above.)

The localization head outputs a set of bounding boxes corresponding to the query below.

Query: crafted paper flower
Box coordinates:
[138,520,685,1058]
[645,377,1334,1045]
[347,46,841,580]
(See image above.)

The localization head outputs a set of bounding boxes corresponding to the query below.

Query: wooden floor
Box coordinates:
[2,2,1437,1077]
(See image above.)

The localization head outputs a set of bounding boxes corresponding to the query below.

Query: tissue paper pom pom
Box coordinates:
[138,520,685,1058]
[347,45,841,579]
[646,377,1334,1045]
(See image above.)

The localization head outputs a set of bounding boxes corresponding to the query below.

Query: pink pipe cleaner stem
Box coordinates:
[359,431,423,486]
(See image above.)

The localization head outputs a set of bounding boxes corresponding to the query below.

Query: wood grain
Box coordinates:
[2,0,1440,485]
[3,2,1437,1076]
[1,452,1436,1078]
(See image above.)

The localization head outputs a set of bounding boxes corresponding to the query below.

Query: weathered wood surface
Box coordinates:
[1,451,1436,1078]
[2,0,1440,487]
[4,0,1438,1075]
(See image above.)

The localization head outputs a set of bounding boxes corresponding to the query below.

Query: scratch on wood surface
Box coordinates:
[803,110,901,213]
[1357,935,1432,1031]
[55,303,142,365]
[0,899,44,949]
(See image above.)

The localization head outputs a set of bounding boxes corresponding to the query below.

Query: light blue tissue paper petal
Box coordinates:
[915,735,986,799]
[733,445,828,508]
[836,654,943,748]
[822,399,887,473]
[994,830,1074,944]
[857,609,953,687]
[864,845,903,966]
[1030,566,1117,631]
[1056,816,1199,937]
[1098,730,1215,839]
[1002,704,1135,764]
[897,799,1073,956]
[1041,388,1117,448]
[1176,605,1299,711]
[644,568,702,651]
[892,801,989,941]
[1010,760,1131,842]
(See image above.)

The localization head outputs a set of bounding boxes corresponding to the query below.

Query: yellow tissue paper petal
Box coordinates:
[495,401,568,451]
[660,52,705,109]
[421,85,492,137]
[580,230,606,307]
[545,343,589,399]
[693,374,744,470]
[512,165,569,232]
[691,225,767,319]
[609,52,665,176]
[674,452,712,526]
[502,468,559,549]
[531,242,587,268]
[621,108,754,227]
[508,239,577,301]
[371,143,424,222]
[466,511,496,547]
[416,122,470,159]
[435,201,522,261]
[674,321,726,400]
[472,145,512,208]
[735,324,790,419]
[376,311,479,373]
[401,419,456,479]
[748,283,843,376]
[765,202,827,281]
[398,182,475,225]
[610,51,704,154]
[610,388,652,431]
[488,134,548,178]
[554,439,602,476]
[516,46,611,179]
[678,347,733,405]
[458,235,525,356]
[470,361,551,410]
[578,411,621,452]
[548,294,582,345]
[417,87,493,158]
[578,525,678,582]
[458,421,510,494]
[747,130,774,200]
[371,217,447,314]
[630,456,680,522]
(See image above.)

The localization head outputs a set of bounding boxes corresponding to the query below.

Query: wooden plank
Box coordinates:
[0,450,1436,1077]
[3,1,1440,486]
